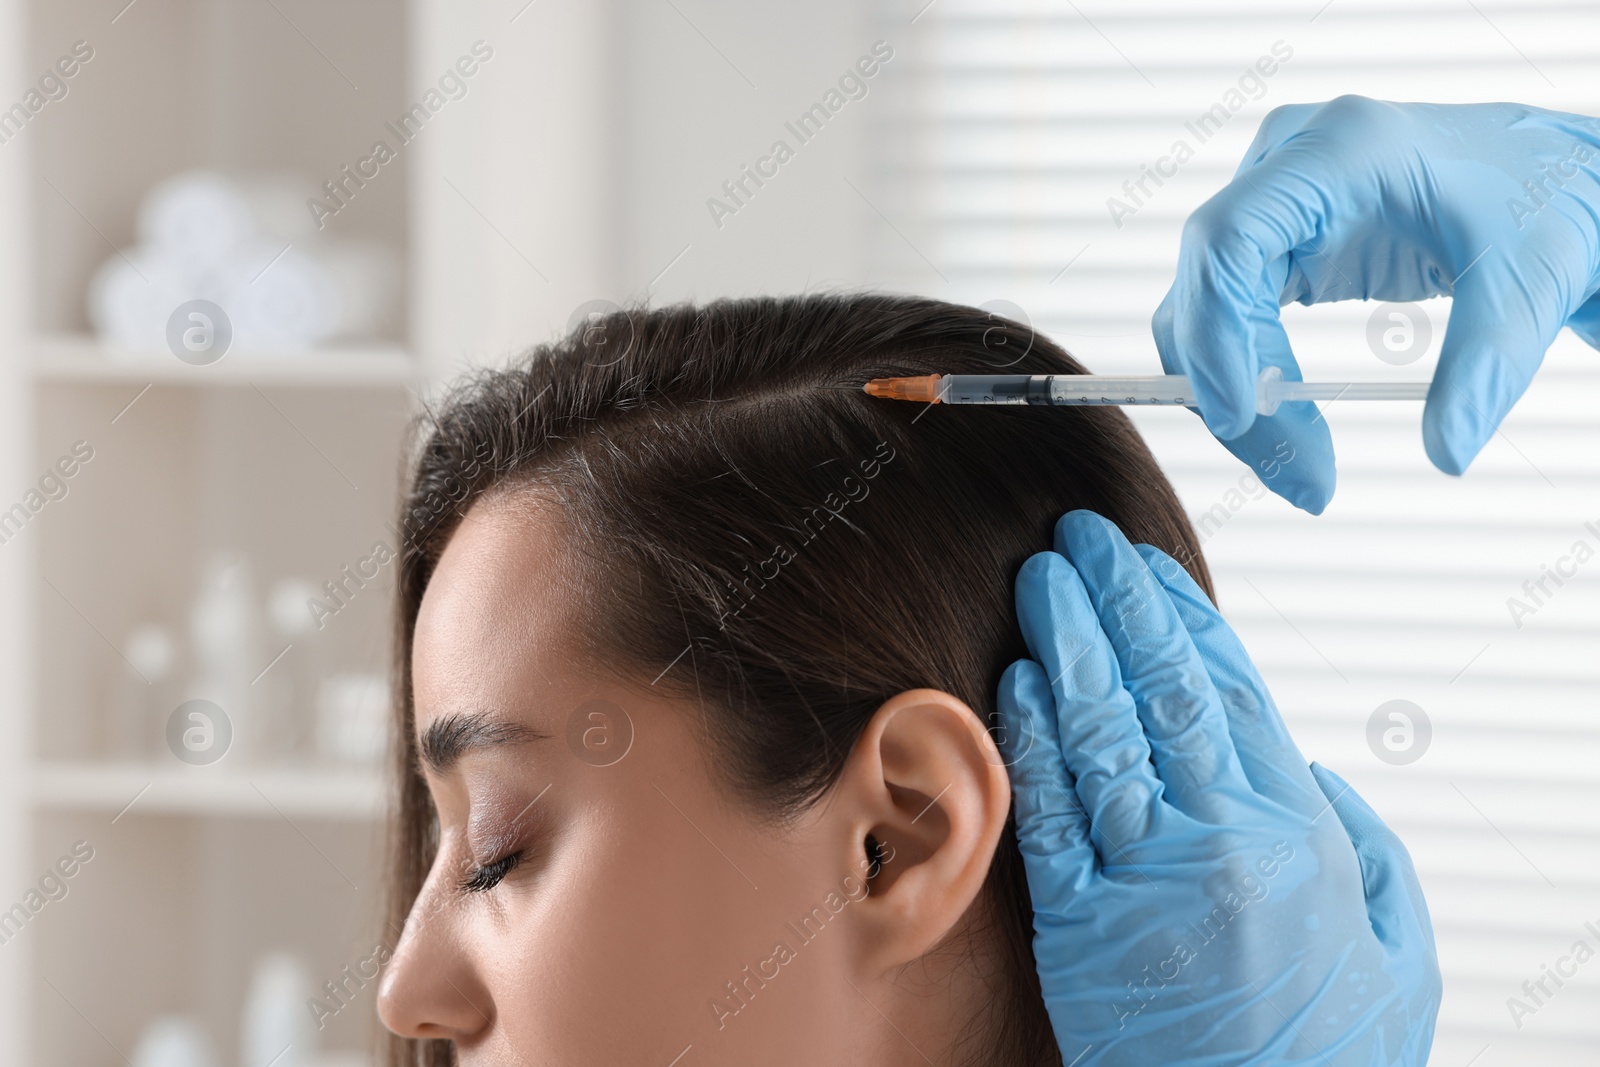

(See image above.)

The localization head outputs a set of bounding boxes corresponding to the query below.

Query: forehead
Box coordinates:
[411,495,576,729]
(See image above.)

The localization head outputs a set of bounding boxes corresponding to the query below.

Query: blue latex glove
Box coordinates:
[998,511,1440,1065]
[1153,97,1600,513]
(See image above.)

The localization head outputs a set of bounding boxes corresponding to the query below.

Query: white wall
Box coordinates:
[614,0,878,301]
[410,0,890,369]
[409,0,625,379]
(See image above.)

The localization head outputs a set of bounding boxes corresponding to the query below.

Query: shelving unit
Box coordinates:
[0,2,427,1065]
[30,763,386,820]
[18,358,411,1067]
[0,0,621,1062]
[34,334,419,387]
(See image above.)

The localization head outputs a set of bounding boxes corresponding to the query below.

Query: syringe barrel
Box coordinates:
[942,374,1197,406]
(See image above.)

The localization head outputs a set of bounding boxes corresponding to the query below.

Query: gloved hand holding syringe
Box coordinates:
[864,368,1426,417]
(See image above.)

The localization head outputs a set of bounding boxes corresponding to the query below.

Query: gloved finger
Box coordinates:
[1014,549,1166,853]
[1310,763,1438,960]
[1156,147,1330,441]
[1233,102,1324,169]
[1052,511,1250,823]
[1424,249,1585,475]
[1159,279,1337,515]
[1209,412,1333,516]
[997,657,1098,904]
[1134,543,1326,822]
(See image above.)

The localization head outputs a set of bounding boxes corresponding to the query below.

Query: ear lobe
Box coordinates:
[834,688,1011,974]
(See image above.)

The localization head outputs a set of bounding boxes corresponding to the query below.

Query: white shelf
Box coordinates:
[31,762,387,820]
[32,334,419,387]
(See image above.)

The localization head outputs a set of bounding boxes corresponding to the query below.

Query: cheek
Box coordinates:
[478,769,858,1064]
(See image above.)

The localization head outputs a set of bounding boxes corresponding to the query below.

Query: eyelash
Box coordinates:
[459,850,524,894]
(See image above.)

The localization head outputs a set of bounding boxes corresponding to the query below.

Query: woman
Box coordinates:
[375,293,1437,1064]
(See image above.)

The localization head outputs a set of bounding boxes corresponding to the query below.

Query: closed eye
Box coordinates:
[459,850,524,893]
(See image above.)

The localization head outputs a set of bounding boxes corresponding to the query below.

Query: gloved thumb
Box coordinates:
[1309,762,1436,959]
[1425,256,1572,475]
[1152,270,1337,514]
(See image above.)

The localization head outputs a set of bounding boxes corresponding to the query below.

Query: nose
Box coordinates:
[377,879,495,1043]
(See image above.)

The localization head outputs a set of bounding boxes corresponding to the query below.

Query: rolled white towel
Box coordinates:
[138,170,314,273]
[223,238,399,349]
[87,248,222,353]
[88,169,399,354]
[223,242,339,349]
[88,239,399,353]
[313,238,401,340]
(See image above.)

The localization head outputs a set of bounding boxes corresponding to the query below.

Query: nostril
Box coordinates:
[373,934,493,1043]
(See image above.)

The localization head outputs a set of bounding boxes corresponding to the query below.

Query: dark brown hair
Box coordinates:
[385,292,1213,1066]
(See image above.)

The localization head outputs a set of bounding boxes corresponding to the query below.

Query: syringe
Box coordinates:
[862,367,1430,417]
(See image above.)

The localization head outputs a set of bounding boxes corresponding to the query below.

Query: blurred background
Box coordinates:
[0,0,1595,1064]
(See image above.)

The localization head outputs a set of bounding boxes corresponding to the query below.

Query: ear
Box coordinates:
[831,687,1011,974]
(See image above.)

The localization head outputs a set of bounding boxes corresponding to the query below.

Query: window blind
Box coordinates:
[871,2,1600,1062]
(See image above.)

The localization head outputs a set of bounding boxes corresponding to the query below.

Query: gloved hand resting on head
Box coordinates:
[1154,97,1600,513]
[997,510,1441,1065]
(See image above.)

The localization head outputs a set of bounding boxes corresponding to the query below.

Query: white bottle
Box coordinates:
[131,1016,218,1067]
[240,952,316,1067]
[187,551,261,763]
[109,622,177,760]
[265,576,323,762]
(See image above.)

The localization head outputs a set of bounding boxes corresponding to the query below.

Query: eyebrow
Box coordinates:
[418,711,551,774]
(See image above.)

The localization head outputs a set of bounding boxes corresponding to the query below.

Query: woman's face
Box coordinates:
[377,496,1012,1065]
